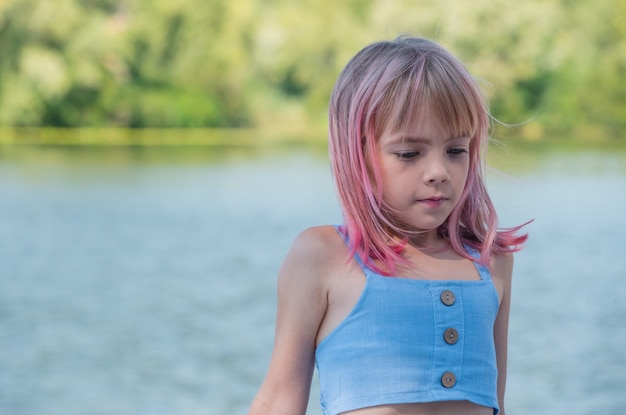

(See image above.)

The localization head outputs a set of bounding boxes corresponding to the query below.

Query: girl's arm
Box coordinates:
[248,228,332,415]
[492,252,514,415]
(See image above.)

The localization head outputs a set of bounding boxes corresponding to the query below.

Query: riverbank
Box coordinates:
[0,127,327,147]
[2,127,624,148]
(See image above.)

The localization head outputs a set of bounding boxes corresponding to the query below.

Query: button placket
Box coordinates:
[437,288,461,390]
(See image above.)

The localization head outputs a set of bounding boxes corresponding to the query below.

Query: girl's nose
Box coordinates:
[424,157,449,184]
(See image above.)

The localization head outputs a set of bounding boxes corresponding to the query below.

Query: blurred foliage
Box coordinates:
[0,0,624,141]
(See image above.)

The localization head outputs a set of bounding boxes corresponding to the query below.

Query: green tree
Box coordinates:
[0,0,624,141]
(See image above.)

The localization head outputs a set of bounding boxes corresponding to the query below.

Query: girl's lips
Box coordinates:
[418,197,448,208]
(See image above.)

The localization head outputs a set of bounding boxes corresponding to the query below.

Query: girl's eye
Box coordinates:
[396,151,419,160]
[448,148,468,156]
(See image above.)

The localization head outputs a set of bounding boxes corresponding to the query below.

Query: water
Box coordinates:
[0,144,624,415]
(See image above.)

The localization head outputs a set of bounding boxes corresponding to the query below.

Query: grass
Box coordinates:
[0,127,328,147]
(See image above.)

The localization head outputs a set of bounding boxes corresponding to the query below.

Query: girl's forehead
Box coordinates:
[383,105,467,140]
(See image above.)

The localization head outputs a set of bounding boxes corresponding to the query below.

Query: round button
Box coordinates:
[441,371,456,388]
[440,290,456,306]
[444,328,459,345]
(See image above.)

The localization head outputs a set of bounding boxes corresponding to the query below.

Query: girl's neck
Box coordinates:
[406,229,448,250]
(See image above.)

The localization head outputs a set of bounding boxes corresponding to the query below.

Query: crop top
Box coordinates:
[314,228,500,415]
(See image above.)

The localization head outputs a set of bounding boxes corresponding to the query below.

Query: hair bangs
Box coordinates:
[422,56,485,141]
[373,54,485,147]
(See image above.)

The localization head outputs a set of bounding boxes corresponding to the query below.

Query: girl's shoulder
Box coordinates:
[489,251,514,276]
[488,251,514,288]
[277,225,350,306]
[286,225,347,270]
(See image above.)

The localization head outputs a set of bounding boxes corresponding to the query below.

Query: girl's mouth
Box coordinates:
[419,197,448,208]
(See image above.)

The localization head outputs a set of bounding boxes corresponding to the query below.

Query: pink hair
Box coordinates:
[329,36,528,275]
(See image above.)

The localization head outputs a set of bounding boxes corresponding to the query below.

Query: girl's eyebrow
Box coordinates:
[393,136,430,144]
[390,135,471,144]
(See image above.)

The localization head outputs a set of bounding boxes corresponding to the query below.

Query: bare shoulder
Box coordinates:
[284,225,346,271]
[278,225,347,292]
[292,225,345,251]
[489,252,514,306]
[490,252,514,282]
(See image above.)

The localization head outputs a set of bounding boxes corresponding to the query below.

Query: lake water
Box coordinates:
[0,143,625,415]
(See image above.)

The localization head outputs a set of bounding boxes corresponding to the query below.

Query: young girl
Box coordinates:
[249,36,527,415]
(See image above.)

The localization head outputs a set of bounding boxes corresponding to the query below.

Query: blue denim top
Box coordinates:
[314,228,500,415]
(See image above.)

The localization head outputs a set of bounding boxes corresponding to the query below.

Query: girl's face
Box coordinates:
[376,109,470,243]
